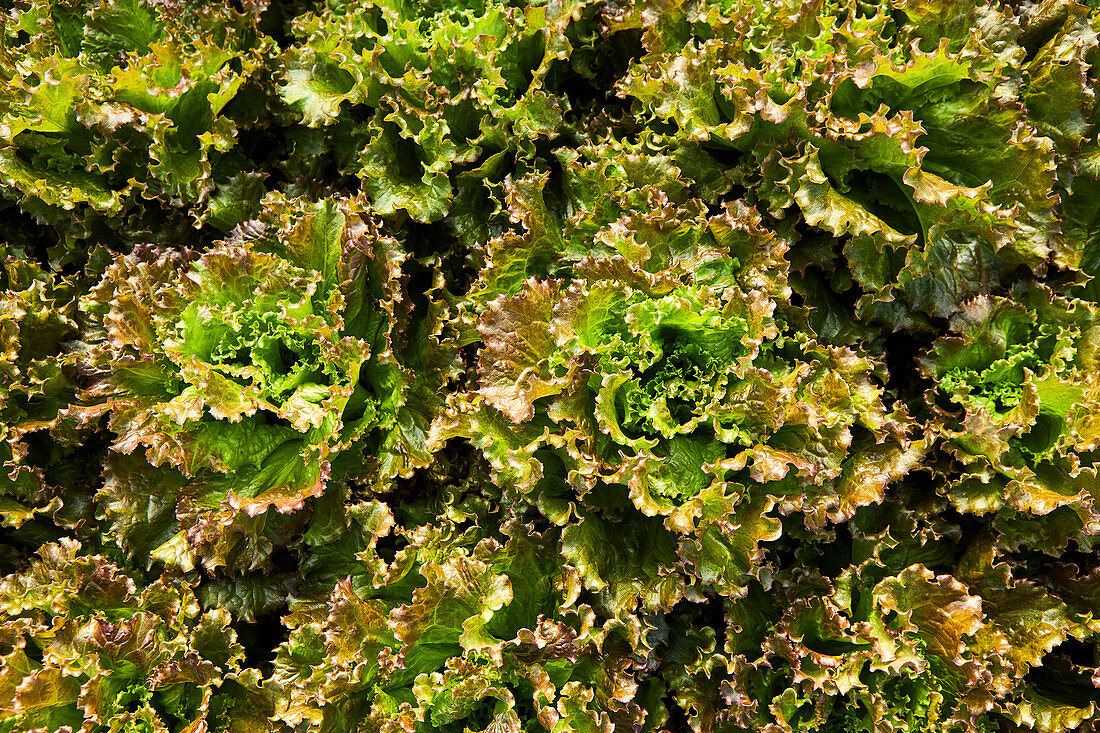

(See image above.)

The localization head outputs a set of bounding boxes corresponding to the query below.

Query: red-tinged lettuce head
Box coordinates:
[920,284,1100,536]
[647,497,1097,732]
[267,517,645,733]
[278,0,601,223]
[438,139,922,528]
[430,138,924,618]
[0,0,275,255]
[452,275,922,602]
[0,539,286,733]
[78,196,457,572]
[608,0,1097,331]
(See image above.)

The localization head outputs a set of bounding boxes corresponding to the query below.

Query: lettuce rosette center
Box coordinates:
[618,343,724,441]
[592,290,752,448]
[171,249,371,430]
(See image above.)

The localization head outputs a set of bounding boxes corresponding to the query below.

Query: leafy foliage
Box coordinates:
[2,0,1100,731]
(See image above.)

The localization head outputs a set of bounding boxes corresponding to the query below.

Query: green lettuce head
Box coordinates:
[269,515,642,733]
[78,196,456,571]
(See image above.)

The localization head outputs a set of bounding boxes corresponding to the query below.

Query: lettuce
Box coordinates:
[0,540,282,733]
[77,197,456,571]
[0,0,275,261]
[278,0,597,222]
[921,284,1100,538]
[270,515,643,732]
[435,138,922,622]
[0,244,98,546]
[2,0,1100,731]
[615,0,1074,329]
